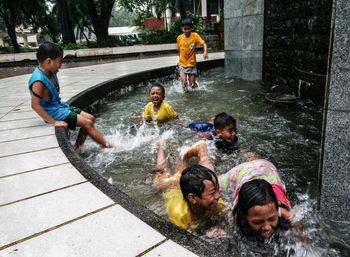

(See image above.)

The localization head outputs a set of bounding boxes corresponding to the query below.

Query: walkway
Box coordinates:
[0,52,224,257]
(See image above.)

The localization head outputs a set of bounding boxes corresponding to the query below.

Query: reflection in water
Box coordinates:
[76,68,349,256]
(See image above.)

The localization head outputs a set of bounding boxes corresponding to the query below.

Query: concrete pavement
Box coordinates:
[0,52,224,257]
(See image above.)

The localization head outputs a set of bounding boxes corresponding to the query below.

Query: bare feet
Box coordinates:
[182,81,189,92]
[190,81,199,89]
[104,142,113,148]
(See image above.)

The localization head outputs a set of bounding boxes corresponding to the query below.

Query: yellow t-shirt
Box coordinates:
[143,101,177,123]
[177,32,205,68]
[163,189,226,230]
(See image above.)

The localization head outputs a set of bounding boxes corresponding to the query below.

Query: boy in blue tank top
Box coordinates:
[28,42,111,148]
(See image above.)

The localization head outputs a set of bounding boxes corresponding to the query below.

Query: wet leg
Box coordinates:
[76,115,111,148]
[179,71,189,91]
[188,74,197,89]
[75,127,88,149]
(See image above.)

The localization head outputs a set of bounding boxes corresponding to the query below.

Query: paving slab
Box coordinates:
[0,111,38,121]
[0,182,113,248]
[0,100,23,108]
[0,107,13,114]
[0,148,69,177]
[0,204,166,257]
[0,135,58,157]
[143,240,198,257]
[0,105,32,113]
[0,163,86,206]
[0,126,53,143]
[0,118,45,131]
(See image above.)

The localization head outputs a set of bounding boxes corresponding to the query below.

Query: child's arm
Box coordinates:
[202,42,208,59]
[31,81,67,127]
[182,141,214,171]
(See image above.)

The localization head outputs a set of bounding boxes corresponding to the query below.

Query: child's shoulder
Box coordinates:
[177,33,185,40]
[163,189,192,229]
[29,67,45,85]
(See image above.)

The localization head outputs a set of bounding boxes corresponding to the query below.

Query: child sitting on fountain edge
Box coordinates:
[28,41,111,149]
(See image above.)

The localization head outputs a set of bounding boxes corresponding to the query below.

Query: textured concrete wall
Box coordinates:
[263,0,332,103]
[319,0,350,222]
[224,0,264,80]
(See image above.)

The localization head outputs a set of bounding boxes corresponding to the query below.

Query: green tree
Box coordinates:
[56,0,76,44]
[19,0,59,43]
[83,0,116,45]
[109,6,133,27]
[0,0,21,52]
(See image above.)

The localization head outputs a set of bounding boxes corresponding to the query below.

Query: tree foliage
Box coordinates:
[109,6,133,27]
[19,0,59,42]
[0,0,22,52]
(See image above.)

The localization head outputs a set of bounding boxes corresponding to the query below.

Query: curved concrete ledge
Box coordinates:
[56,59,225,257]
[0,53,225,257]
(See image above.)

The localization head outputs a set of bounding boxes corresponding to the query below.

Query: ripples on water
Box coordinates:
[75,68,349,256]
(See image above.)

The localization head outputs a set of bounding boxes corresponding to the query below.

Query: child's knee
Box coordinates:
[80,119,94,129]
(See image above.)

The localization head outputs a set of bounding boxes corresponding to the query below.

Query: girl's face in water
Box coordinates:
[246,202,278,238]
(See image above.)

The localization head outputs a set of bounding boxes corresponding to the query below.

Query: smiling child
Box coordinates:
[143,82,178,123]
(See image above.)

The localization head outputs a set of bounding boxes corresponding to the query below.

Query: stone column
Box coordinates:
[23,34,28,47]
[224,0,264,80]
[319,0,350,222]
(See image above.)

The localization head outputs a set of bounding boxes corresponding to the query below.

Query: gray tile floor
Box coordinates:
[0,52,224,257]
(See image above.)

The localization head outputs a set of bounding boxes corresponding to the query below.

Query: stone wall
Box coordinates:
[203,34,220,50]
[263,0,332,103]
[319,0,350,222]
[224,0,264,81]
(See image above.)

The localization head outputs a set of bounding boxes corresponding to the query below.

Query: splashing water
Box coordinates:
[76,68,349,256]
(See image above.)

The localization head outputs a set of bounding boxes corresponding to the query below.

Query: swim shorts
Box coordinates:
[178,65,198,75]
[63,106,82,130]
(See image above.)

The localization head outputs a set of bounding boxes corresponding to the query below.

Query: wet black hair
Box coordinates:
[149,82,165,96]
[180,164,218,199]
[213,112,237,131]
[36,41,63,63]
[181,17,193,27]
[233,179,290,237]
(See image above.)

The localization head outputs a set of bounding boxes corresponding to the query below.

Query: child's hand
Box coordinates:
[53,121,68,127]
[145,116,152,123]
[280,207,291,220]
[203,53,208,59]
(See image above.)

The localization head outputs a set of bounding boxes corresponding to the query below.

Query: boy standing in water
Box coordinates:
[28,41,111,148]
[177,17,208,91]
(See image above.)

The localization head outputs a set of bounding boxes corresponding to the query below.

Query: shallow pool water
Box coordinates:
[77,67,349,256]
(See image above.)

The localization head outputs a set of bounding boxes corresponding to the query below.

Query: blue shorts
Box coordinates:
[178,65,197,75]
[188,122,214,132]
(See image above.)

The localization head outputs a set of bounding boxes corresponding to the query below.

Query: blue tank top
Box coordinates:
[28,67,70,121]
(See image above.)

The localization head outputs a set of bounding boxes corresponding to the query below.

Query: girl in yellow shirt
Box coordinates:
[143,82,178,123]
